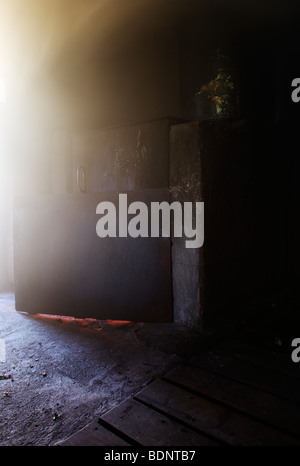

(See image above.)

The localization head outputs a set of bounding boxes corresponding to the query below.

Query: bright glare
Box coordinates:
[0,79,6,103]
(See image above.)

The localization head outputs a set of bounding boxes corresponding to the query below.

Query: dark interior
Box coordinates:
[0,0,300,447]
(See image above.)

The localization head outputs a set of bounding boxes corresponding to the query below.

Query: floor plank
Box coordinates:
[100,398,218,446]
[217,340,300,380]
[189,349,300,405]
[135,379,300,445]
[56,422,130,446]
[164,363,300,438]
[55,340,300,446]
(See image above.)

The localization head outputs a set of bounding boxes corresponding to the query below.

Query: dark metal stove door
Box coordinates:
[13,190,172,322]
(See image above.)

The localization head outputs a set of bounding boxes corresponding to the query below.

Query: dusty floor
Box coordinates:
[0,292,206,446]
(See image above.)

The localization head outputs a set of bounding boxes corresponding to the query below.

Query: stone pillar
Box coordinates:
[170,120,260,329]
[170,122,204,328]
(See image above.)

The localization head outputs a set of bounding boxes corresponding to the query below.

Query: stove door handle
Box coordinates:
[77,166,86,193]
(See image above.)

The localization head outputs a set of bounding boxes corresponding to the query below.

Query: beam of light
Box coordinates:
[0,0,181,289]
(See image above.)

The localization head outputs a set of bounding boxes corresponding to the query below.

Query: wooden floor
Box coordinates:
[57,339,300,446]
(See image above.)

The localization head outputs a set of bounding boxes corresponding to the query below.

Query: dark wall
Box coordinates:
[175,1,300,328]
[6,0,300,328]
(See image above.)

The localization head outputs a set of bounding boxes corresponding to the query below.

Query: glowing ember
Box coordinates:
[33,314,132,328]
[105,320,132,327]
